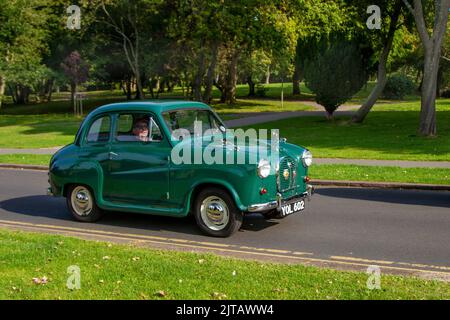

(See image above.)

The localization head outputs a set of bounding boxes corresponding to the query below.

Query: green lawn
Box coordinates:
[310,165,450,185]
[248,99,450,161]
[0,154,51,165]
[0,229,448,300]
[0,115,81,148]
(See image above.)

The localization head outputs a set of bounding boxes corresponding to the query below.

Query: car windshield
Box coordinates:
[162,109,225,135]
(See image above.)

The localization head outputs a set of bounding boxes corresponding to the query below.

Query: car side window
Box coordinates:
[115,114,163,143]
[86,115,111,143]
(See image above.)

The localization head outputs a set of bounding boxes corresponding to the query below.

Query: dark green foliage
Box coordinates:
[255,84,268,97]
[304,41,369,116]
[382,74,416,100]
[441,89,450,98]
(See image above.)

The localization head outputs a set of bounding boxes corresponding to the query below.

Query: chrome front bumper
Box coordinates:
[247,184,314,213]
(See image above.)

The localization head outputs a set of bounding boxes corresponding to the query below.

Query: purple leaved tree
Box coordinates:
[61,51,89,114]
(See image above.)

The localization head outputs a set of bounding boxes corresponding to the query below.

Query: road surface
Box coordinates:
[0,168,449,280]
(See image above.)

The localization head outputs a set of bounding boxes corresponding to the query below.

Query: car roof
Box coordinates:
[88,100,211,117]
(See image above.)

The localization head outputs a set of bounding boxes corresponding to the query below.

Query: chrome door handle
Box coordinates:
[109,151,118,159]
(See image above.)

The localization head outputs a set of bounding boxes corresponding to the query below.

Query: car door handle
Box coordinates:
[109,151,118,159]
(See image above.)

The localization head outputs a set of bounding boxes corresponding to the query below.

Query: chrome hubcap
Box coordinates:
[71,186,93,216]
[200,196,229,231]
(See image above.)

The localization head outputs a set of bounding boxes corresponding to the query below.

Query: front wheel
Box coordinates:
[194,187,243,237]
[66,185,104,222]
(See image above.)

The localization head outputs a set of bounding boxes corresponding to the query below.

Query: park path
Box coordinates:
[1,110,450,168]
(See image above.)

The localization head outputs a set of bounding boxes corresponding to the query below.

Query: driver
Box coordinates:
[132,118,149,142]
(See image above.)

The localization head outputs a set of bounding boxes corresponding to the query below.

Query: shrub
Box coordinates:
[255,84,268,97]
[440,88,450,98]
[382,74,415,100]
[304,41,368,117]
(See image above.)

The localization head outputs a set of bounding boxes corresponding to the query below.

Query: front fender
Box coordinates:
[184,179,247,215]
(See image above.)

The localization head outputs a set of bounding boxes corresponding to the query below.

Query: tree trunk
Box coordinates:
[402,0,449,136]
[292,64,301,95]
[71,82,77,113]
[247,76,255,96]
[46,79,54,102]
[126,79,132,100]
[352,0,402,123]
[265,66,270,84]
[193,47,206,101]
[419,53,439,136]
[224,51,239,104]
[16,85,30,104]
[203,42,219,103]
[0,75,5,109]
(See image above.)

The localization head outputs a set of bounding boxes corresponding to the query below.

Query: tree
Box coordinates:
[61,51,89,112]
[304,40,369,118]
[96,0,166,100]
[0,0,49,107]
[402,0,449,136]
[352,0,405,123]
[291,0,348,96]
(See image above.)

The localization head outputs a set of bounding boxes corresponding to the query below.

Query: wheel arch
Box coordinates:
[186,180,246,215]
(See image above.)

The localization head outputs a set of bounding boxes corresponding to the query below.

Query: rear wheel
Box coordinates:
[194,187,243,237]
[66,185,103,222]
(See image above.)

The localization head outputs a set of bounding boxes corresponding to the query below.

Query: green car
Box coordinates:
[48,101,313,237]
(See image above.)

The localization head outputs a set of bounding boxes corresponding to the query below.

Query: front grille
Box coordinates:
[277,156,297,192]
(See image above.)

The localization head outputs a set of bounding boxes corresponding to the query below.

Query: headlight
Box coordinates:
[257,159,271,178]
[301,150,313,167]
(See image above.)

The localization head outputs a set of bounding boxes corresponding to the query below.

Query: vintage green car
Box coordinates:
[48,101,313,237]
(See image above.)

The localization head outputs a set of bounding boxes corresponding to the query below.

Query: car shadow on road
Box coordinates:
[316,187,450,208]
[0,195,278,236]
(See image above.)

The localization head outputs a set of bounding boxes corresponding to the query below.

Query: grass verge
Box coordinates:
[0,229,448,300]
[0,154,51,166]
[310,165,450,185]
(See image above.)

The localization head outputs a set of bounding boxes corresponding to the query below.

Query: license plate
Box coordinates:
[280,199,305,217]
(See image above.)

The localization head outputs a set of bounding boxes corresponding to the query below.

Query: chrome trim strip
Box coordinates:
[247,201,278,212]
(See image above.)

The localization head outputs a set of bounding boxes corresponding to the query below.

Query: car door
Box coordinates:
[78,114,112,189]
[102,112,171,208]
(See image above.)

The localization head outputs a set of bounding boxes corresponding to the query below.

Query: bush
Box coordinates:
[440,88,450,98]
[382,74,415,100]
[255,84,268,97]
[304,41,368,117]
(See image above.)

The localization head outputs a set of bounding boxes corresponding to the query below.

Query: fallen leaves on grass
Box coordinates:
[272,288,287,293]
[211,292,227,300]
[32,276,48,285]
[155,290,166,297]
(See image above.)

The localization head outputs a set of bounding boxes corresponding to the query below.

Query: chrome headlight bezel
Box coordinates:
[301,150,313,167]
[257,158,271,178]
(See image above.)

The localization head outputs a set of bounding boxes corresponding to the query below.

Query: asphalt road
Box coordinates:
[0,168,449,278]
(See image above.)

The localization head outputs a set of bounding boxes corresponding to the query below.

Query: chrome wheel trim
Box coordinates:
[70,186,93,216]
[200,196,230,231]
